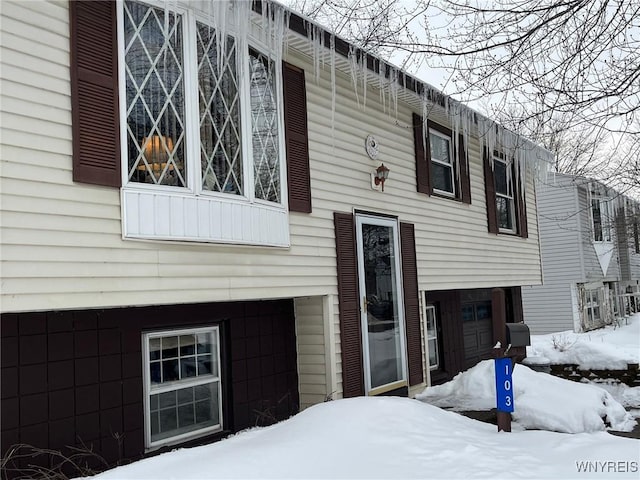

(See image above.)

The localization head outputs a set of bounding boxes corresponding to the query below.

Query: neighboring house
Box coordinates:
[0,0,550,471]
[522,173,640,334]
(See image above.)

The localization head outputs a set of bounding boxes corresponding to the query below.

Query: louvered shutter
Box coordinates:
[412,113,430,195]
[458,135,471,204]
[483,150,499,234]
[400,222,423,386]
[517,178,529,238]
[283,62,311,213]
[70,1,121,187]
[334,212,364,397]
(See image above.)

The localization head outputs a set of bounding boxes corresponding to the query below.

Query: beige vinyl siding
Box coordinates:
[2,0,542,314]
[2,1,545,400]
[294,296,328,408]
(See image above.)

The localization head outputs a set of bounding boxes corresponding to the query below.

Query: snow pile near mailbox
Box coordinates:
[417,360,636,433]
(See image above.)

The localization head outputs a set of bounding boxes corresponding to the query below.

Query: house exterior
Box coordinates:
[521,173,640,334]
[1,0,550,473]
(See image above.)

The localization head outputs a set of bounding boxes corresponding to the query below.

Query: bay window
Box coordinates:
[119,0,289,246]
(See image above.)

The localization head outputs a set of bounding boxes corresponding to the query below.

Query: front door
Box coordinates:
[356,214,407,395]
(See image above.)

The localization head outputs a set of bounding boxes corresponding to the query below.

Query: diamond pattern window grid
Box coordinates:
[124,1,187,187]
[249,49,280,203]
[197,23,243,195]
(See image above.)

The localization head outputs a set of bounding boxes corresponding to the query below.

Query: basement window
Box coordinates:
[143,326,222,449]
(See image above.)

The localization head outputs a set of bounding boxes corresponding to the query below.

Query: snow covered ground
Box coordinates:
[417,360,636,433]
[418,314,640,434]
[526,313,640,410]
[526,313,639,369]
[87,315,640,479]
[91,397,639,479]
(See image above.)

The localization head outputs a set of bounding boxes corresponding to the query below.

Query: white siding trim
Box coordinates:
[122,189,290,247]
[323,294,338,401]
[570,283,582,333]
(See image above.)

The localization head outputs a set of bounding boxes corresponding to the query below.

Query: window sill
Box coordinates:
[432,190,460,201]
[122,187,290,247]
[145,427,231,455]
[431,191,471,206]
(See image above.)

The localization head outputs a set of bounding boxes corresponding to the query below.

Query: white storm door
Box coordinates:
[355,214,408,395]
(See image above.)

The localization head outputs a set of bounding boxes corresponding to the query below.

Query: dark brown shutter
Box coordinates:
[400,222,423,386]
[70,1,121,187]
[334,212,364,397]
[283,62,311,213]
[517,177,529,238]
[483,149,499,234]
[458,135,471,204]
[413,113,430,195]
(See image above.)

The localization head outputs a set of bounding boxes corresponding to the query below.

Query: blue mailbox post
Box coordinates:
[495,357,514,413]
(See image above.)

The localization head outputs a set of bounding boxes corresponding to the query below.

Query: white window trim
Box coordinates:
[429,128,456,198]
[117,0,290,246]
[584,289,601,323]
[424,305,439,371]
[142,326,223,450]
[494,155,517,234]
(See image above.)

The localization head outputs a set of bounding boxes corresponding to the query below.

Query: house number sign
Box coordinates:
[495,357,514,413]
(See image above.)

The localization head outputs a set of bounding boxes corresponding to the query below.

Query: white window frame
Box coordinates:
[142,326,223,450]
[590,196,612,243]
[493,155,517,233]
[584,289,601,323]
[117,0,289,247]
[355,214,408,395]
[424,305,439,371]
[429,128,456,197]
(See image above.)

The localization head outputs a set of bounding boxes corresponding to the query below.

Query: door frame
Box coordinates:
[355,213,408,395]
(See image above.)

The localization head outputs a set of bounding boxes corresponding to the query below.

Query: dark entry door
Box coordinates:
[462,301,493,369]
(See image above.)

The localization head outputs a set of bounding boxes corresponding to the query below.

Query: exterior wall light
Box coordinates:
[372,163,390,191]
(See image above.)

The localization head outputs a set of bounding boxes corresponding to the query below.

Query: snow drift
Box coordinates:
[417,360,636,433]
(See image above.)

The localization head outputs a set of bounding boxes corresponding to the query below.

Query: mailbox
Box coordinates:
[506,323,531,347]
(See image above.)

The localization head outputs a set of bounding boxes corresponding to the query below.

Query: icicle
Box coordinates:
[306,23,323,85]
[389,66,398,120]
[348,46,360,108]
[379,64,386,114]
[207,0,230,77]
[361,52,367,110]
[330,34,336,150]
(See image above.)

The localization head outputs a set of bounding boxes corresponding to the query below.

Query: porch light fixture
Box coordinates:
[372,163,390,191]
